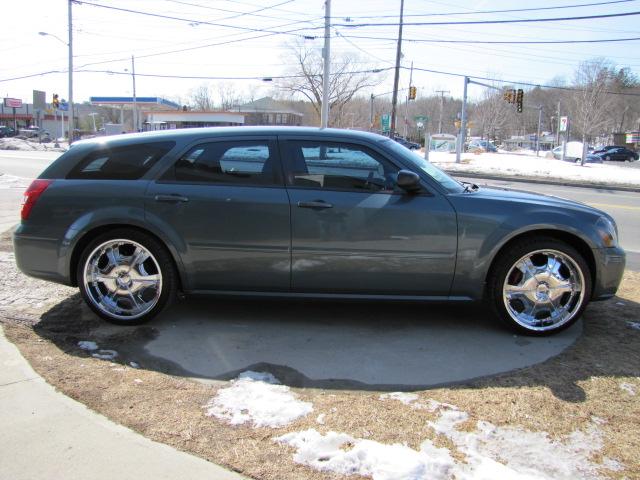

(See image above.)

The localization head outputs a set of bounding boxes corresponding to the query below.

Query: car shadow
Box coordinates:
[33,292,633,402]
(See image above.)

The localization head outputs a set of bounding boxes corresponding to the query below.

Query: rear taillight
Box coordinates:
[21,179,53,221]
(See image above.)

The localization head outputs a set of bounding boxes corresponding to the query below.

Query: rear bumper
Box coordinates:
[13,225,71,286]
[591,246,626,301]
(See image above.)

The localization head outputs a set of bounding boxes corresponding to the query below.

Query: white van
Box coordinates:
[552,141,586,162]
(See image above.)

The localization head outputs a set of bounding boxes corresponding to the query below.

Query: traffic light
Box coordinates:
[516,89,524,113]
[408,86,417,100]
[52,94,59,109]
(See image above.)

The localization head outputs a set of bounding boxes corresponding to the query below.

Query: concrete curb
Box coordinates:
[0,325,248,480]
[444,171,640,193]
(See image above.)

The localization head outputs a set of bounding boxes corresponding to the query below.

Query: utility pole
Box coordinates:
[435,89,449,134]
[555,101,561,147]
[320,0,331,128]
[68,0,74,141]
[535,105,542,157]
[389,0,404,137]
[456,77,469,163]
[131,55,138,132]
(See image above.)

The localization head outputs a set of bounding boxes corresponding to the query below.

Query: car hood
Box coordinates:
[467,185,603,215]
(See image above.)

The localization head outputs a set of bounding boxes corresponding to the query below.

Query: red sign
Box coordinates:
[3,98,22,108]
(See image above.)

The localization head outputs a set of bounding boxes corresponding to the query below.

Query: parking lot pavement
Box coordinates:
[0,326,247,480]
[120,297,582,389]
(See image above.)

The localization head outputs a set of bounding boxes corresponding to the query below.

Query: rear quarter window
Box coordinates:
[66,141,175,180]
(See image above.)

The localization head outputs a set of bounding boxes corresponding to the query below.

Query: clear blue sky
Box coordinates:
[1,0,639,104]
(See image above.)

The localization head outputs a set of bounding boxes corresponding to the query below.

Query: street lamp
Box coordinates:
[38,1,73,141]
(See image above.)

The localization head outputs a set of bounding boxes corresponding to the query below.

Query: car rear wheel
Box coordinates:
[77,229,177,325]
[487,237,591,335]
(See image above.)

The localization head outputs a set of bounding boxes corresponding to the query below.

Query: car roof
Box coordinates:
[70,126,392,149]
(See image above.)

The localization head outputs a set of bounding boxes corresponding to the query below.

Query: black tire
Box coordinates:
[486,237,592,336]
[76,228,178,325]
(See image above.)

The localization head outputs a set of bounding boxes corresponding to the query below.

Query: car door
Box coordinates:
[279,136,457,296]
[145,136,291,292]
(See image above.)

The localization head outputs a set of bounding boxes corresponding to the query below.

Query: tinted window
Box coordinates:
[67,142,175,180]
[283,140,398,192]
[163,140,278,185]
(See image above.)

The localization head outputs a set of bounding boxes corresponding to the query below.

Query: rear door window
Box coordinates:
[161,140,280,185]
[67,141,175,180]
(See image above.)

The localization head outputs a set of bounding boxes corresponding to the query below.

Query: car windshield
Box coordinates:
[383,139,464,193]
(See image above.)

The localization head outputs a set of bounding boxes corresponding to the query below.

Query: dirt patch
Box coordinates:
[2,247,639,478]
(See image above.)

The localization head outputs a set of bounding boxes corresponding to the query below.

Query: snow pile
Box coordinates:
[428,151,640,187]
[379,392,419,405]
[205,371,313,428]
[0,174,31,190]
[278,399,620,480]
[0,137,67,152]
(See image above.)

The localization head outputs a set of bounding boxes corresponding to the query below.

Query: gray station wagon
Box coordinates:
[13,127,625,335]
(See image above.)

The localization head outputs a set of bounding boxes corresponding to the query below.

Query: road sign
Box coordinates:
[58,100,69,112]
[33,90,46,111]
[414,115,428,123]
[3,98,22,108]
[559,116,568,132]
[381,113,391,133]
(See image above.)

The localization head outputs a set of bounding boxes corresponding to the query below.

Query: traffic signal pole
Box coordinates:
[456,76,469,164]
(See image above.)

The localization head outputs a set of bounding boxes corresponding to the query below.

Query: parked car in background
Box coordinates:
[393,136,420,150]
[13,127,625,336]
[592,147,638,162]
[592,145,617,154]
[468,139,498,152]
[0,126,17,138]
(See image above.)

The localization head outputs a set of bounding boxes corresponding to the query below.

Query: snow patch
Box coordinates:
[627,321,640,331]
[77,340,98,351]
[91,349,118,360]
[276,429,455,480]
[316,413,326,425]
[279,400,621,480]
[205,371,312,428]
[0,174,31,190]
[428,151,640,187]
[379,392,419,405]
[620,382,636,396]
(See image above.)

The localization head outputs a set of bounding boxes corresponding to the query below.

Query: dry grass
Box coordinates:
[2,264,640,479]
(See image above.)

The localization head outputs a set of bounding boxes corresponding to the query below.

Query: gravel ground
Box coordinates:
[1,230,639,480]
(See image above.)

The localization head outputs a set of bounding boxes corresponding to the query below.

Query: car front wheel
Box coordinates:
[487,237,592,335]
[77,229,178,325]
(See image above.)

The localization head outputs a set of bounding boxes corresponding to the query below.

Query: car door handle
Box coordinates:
[154,194,189,203]
[297,200,333,209]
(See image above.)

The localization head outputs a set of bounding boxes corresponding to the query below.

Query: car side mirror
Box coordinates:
[396,170,422,193]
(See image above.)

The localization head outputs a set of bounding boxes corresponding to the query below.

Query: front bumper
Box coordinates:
[591,246,626,301]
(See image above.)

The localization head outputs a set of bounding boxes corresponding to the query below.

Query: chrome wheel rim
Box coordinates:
[83,239,162,320]
[502,249,585,332]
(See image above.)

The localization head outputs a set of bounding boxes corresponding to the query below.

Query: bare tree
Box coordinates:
[277,40,384,126]
[570,59,615,165]
[189,83,215,111]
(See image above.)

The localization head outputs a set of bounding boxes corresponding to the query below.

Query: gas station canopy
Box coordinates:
[89,97,180,109]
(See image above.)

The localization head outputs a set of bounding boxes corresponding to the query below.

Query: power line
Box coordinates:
[330,0,638,19]
[340,34,640,45]
[74,0,321,37]
[402,65,640,97]
[332,10,640,27]
[160,0,303,23]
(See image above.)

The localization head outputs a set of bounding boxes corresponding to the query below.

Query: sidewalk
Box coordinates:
[0,325,247,480]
